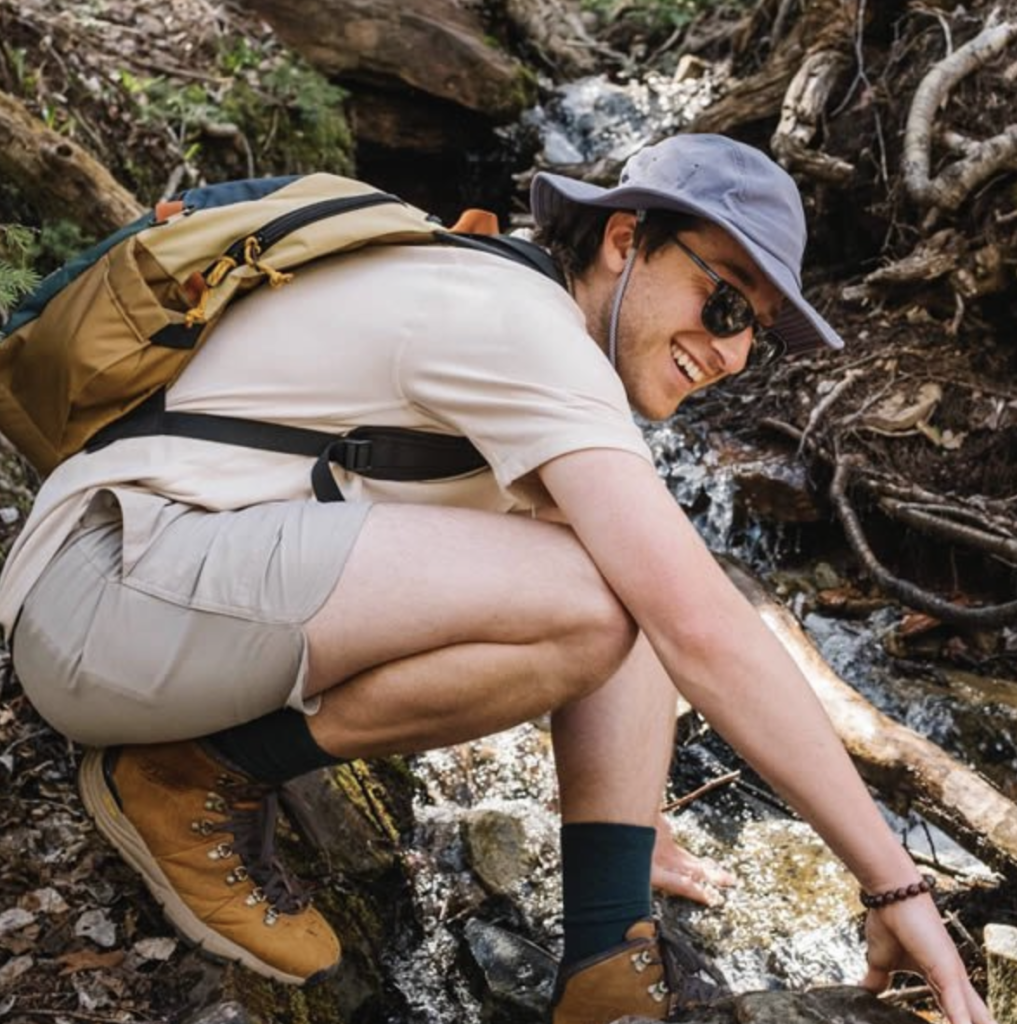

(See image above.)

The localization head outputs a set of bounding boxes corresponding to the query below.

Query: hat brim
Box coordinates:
[531,173,843,354]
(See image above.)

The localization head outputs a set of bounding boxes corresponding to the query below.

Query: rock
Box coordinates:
[463,917,557,1021]
[986,923,1017,1024]
[181,1001,255,1024]
[629,985,932,1024]
[237,0,536,120]
[463,808,531,895]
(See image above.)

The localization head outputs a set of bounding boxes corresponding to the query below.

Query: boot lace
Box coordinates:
[654,924,731,1015]
[208,782,313,918]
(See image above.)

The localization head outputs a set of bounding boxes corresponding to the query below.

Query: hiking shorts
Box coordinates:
[12,491,372,746]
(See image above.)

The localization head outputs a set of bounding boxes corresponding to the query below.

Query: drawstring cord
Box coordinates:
[607,210,646,370]
[185,237,294,327]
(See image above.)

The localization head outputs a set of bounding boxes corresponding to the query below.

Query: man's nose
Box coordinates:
[712,328,753,374]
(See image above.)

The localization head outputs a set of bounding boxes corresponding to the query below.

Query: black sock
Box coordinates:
[204,708,340,784]
[560,822,655,967]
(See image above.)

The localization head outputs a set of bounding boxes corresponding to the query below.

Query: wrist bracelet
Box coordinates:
[859,874,936,910]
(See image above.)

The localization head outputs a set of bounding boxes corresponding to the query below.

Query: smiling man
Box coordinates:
[2,134,993,1024]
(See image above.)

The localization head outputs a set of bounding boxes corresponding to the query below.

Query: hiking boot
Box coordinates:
[78,741,340,986]
[551,918,729,1024]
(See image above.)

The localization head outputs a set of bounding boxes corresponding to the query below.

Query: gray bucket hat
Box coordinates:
[530,133,843,354]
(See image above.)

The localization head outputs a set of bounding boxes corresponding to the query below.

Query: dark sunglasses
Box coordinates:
[672,238,786,370]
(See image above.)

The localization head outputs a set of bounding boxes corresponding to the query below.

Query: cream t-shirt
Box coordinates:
[0,244,652,632]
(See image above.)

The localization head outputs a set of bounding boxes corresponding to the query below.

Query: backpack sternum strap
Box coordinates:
[86,390,488,502]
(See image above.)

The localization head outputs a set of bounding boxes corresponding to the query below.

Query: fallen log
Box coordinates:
[719,555,1017,877]
[0,90,142,236]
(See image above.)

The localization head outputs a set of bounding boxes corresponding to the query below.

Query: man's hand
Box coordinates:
[862,900,996,1024]
[651,813,737,905]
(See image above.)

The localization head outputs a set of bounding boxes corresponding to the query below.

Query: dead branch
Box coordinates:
[0,89,142,235]
[798,368,865,451]
[661,770,741,813]
[771,48,855,185]
[879,499,1017,564]
[861,229,960,287]
[831,455,1017,627]
[903,19,1017,211]
[761,417,1017,594]
[720,555,1017,876]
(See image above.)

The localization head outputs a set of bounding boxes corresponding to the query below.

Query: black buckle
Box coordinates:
[338,437,373,472]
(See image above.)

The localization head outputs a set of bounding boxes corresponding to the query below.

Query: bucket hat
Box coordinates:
[530,134,843,354]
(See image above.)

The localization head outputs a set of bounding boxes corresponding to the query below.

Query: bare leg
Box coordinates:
[554,632,737,903]
[302,504,638,758]
[552,631,675,827]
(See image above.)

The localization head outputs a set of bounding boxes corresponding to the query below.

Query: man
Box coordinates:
[0,134,993,1024]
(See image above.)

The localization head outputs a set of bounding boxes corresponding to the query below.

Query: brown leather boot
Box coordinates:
[551,918,728,1024]
[79,741,340,986]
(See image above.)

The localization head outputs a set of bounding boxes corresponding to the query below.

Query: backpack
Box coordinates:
[0,173,563,500]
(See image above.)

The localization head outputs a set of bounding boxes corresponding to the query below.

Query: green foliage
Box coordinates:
[108,41,353,184]
[221,59,354,177]
[0,226,41,324]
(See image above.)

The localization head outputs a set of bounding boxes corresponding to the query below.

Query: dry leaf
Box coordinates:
[57,948,126,975]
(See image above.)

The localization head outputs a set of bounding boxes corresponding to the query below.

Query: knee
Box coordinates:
[556,584,638,702]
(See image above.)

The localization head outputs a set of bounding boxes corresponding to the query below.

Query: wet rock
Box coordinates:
[181,1001,255,1024]
[629,985,929,1023]
[986,923,1017,1024]
[729,453,825,524]
[463,808,532,895]
[463,918,557,1022]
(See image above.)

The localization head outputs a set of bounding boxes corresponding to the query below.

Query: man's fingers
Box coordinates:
[859,964,890,994]
[650,865,725,905]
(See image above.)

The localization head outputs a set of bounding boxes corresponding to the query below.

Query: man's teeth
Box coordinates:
[671,343,705,383]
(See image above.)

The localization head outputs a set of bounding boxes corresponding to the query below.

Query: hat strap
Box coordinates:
[607,211,645,370]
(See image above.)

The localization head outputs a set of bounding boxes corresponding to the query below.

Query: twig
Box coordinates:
[662,770,741,813]
[879,500,1017,564]
[878,985,935,1004]
[944,909,981,954]
[798,368,865,454]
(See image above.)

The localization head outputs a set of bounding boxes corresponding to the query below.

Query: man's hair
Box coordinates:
[532,205,702,277]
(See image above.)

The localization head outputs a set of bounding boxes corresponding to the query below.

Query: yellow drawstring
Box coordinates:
[243,237,294,288]
[184,254,237,326]
[183,237,294,327]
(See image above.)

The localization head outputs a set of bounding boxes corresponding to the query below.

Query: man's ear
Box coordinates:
[601,211,640,274]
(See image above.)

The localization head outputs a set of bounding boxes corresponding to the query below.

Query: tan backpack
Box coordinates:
[0,173,560,496]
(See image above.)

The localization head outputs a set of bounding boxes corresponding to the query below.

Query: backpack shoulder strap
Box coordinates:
[440,232,566,288]
[87,391,487,502]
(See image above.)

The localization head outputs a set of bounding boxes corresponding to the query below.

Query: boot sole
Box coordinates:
[78,748,336,987]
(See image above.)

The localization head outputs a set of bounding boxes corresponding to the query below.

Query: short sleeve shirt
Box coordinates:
[0,244,652,630]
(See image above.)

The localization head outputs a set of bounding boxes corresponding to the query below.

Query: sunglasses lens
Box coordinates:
[702,282,755,338]
[747,329,786,370]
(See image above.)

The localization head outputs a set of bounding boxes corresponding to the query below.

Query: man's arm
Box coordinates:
[538,447,991,1024]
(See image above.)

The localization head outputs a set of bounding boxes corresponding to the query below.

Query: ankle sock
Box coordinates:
[560,821,655,967]
[204,708,340,784]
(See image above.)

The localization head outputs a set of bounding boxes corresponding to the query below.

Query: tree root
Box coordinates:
[771,48,855,185]
[760,416,1017,628]
[903,17,1017,212]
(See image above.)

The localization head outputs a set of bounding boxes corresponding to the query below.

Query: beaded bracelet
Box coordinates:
[859,875,937,910]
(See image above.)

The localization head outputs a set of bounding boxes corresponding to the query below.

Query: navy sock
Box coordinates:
[560,822,655,967]
[204,708,340,784]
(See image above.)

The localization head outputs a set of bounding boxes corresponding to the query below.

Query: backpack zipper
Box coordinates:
[218,191,407,268]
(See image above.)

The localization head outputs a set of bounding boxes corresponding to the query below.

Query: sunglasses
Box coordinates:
[672,238,786,370]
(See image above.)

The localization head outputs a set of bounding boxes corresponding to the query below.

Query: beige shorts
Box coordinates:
[12,493,372,746]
